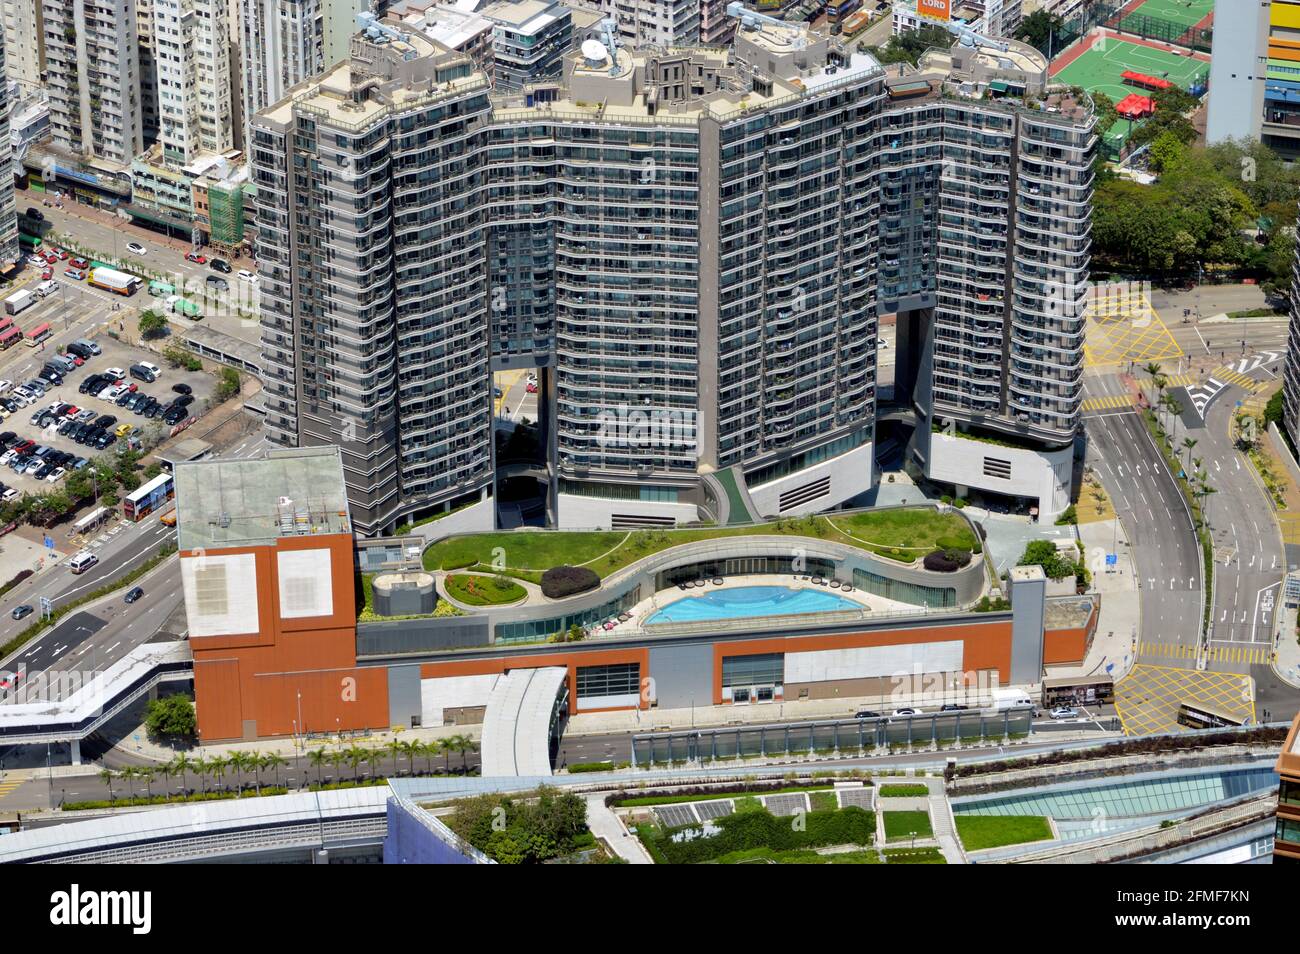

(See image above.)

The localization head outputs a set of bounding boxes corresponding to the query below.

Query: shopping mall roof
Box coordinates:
[174,446,352,551]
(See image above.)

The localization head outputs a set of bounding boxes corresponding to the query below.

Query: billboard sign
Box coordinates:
[917,0,951,21]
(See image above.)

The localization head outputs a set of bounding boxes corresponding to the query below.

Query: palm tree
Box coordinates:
[327,749,346,785]
[188,755,205,794]
[170,753,193,797]
[1163,395,1183,441]
[99,767,116,801]
[226,750,249,793]
[453,734,478,775]
[439,737,453,775]
[308,747,329,787]
[365,746,384,781]
[137,766,155,800]
[401,739,423,778]
[388,738,404,776]
[245,750,265,794]
[1182,437,1197,473]
[119,766,137,800]
[264,752,289,788]
[207,754,229,793]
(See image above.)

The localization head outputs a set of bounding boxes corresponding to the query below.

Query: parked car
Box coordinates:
[171,383,193,396]
[129,364,157,384]
[126,242,147,256]
[104,367,125,380]
[64,267,87,281]
[162,406,187,426]
[44,467,65,483]
[114,423,134,438]
[171,394,194,409]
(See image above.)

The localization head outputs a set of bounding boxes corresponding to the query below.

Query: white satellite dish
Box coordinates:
[581,38,608,65]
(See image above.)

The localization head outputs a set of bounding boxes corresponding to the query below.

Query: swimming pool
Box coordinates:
[646,585,862,625]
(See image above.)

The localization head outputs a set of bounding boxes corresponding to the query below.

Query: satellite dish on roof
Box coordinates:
[581,38,608,65]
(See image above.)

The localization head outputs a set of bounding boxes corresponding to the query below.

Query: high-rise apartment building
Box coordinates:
[589,0,699,47]
[236,0,371,155]
[153,0,235,165]
[1283,211,1300,451]
[1,0,42,91]
[252,10,1092,534]
[41,0,144,166]
[0,27,19,267]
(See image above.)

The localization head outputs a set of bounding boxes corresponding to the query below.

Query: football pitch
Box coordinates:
[1052,34,1207,105]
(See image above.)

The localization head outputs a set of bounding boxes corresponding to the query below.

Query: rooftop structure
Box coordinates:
[174,446,352,551]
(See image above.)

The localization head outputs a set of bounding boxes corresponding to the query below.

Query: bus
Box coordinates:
[0,326,22,350]
[1042,674,1115,708]
[72,506,113,536]
[1176,700,1248,730]
[0,315,13,334]
[123,473,174,521]
[18,233,41,253]
[23,322,51,348]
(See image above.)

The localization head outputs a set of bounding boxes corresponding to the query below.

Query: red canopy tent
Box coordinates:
[1115,92,1155,119]
[1122,69,1174,92]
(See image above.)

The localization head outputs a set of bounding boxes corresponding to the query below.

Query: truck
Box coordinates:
[87,267,141,296]
[990,687,1035,712]
[165,295,203,320]
[4,289,35,315]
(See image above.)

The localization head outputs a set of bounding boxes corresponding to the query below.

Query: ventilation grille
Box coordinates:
[193,563,229,618]
[983,456,1012,480]
[779,476,831,512]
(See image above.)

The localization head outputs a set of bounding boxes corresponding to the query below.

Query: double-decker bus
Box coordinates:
[1176,700,1248,730]
[23,322,51,348]
[123,473,174,521]
[1042,675,1115,708]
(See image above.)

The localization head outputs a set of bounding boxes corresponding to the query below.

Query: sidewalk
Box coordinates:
[1068,517,1139,681]
[585,794,653,863]
[1274,589,1300,690]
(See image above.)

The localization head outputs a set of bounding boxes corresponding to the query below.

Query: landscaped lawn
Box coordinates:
[877,784,930,798]
[954,815,1053,852]
[809,791,839,813]
[443,573,526,606]
[422,507,980,580]
[883,810,933,843]
[883,847,946,864]
[712,847,881,864]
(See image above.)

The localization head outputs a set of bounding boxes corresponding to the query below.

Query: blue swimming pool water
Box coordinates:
[646,585,860,624]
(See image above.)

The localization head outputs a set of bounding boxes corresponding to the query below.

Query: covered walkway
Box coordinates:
[479,667,569,777]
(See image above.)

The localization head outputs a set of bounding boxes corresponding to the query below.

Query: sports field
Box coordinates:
[1119,0,1213,33]
[1051,33,1208,105]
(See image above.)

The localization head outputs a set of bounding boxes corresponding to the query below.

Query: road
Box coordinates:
[1083,401,1203,655]
[17,204,261,350]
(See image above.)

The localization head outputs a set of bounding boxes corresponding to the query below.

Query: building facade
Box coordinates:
[253,11,1091,533]
[1,0,42,91]
[0,28,18,266]
[41,0,144,166]
[152,0,235,166]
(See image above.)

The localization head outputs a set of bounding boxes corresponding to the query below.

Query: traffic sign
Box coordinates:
[42,535,53,549]
[1105,554,1117,566]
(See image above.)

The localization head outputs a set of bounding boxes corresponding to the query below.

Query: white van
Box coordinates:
[35,280,60,299]
[67,551,99,575]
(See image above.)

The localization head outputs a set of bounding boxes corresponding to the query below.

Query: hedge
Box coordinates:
[66,786,289,811]
[640,806,875,864]
[540,564,599,599]
[922,548,970,572]
[0,568,33,600]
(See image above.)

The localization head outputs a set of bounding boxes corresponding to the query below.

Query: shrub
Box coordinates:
[1054,504,1078,526]
[923,548,970,572]
[540,564,599,599]
[0,568,33,599]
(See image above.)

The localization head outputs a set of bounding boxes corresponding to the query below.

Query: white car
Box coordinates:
[0,487,17,502]
[891,707,918,717]
[137,360,162,377]
[101,384,128,402]
[104,367,126,381]
[1050,706,1080,720]
[237,269,258,284]
[45,467,65,483]
[0,450,14,465]
[0,380,11,394]
[10,389,33,406]
[126,242,147,256]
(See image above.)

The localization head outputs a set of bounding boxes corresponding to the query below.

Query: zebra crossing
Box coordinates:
[1183,354,1279,417]
[1081,394,1131,413]
[1137,641,1272,665]
[0,778,24,801]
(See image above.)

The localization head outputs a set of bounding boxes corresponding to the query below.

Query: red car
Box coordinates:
[43,251,57,264]
[71,257,89,269]
[60,404,79,416]
[0,670,21,691]
[64,353,83,366]
[41,268,53,280]
[55,248,69,260]
[526,382,538,394]
[185,252,207,265]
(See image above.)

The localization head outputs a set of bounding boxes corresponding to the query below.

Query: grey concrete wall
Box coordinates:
[387,665,422,728]
[1008,567,1046,684]
[357,617,491,657]
[648,642,714,709]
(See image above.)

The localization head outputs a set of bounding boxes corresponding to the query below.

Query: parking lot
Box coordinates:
[0,276,215,495]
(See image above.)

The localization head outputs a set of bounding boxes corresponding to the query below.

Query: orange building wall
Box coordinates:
[710,621,1013,704]
[1043,602,1098,667]
[188,532,386,742]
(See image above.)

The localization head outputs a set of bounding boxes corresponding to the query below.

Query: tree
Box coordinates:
[309,747,330,786]
[167,753,192,797]
[1148,131,1187,174]
[388,738,404,776]
[138,310,168,340]
[452,734,478,774]
[1182,437,1198,473]
[264,752,289,787]
[1015,9,1064,56]
[144,694,197,743]
[208,753,229,793]
[402,739,423,778]
[869,23,950,66]
[99,767,117,801]
[215,367,241,402]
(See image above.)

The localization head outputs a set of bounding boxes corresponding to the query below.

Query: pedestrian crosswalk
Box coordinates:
[1162,373,1196,389]
[1137,641,1272,664]
[0,778,24,801]
[1082,394,1131,413]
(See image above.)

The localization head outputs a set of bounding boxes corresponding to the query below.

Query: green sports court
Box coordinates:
[1118,0,1213,34]
[1051,34,1208,106]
